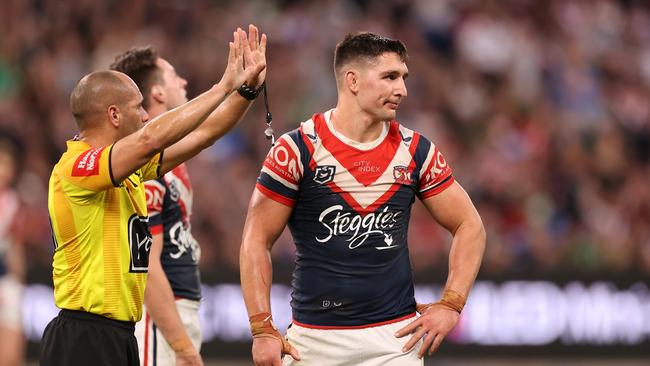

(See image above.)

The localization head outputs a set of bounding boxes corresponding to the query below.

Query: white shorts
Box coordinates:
[282,314,423,366]
[0,275,22,331]
[135,298,202,366]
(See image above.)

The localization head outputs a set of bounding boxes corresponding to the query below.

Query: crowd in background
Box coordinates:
[1,0,649,283]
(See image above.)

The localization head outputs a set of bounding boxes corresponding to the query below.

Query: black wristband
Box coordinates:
[237,82,263,100]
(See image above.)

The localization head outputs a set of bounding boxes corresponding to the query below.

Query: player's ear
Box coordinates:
[151,84,165,104]
[107,105,120,129]
[345,70,359,94]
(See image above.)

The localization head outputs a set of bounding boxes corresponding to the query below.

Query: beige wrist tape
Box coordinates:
[169,336,194,355]
[249,312,293,354]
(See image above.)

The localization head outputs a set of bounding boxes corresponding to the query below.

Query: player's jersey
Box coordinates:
[48,139,162,322]
[256,110,454,327]
[144,163,201,301]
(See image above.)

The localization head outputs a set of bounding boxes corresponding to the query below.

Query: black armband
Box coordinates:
[237,82,264,100]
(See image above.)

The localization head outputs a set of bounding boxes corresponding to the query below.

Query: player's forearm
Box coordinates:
[139,82,234,154]
[444,218,486,297]
[144,258,195,350]
[240,241,274,315]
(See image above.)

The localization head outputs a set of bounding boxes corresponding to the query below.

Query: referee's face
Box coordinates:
[121,88,149,137]
[356,52,408,123]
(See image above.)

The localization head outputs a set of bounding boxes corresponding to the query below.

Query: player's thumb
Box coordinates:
[288,344,301,361]
[283,341,300,361]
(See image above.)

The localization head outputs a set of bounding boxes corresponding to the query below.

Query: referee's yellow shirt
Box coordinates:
[48,139,162,322]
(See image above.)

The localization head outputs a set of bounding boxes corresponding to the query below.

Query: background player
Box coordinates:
[240,32,486,365]
[110,24,267,366]
[42,27,265,366]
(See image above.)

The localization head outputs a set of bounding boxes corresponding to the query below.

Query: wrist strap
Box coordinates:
[169,336,195,355]
[438,288,466,313]
[249,312,293,354]
[417,288,467,315]
[237,82,264,100]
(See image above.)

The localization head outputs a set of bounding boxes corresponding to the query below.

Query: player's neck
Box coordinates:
[75,128,115,148]
[331,104,387,143]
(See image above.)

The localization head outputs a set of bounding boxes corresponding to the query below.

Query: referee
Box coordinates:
[41,27,265,366]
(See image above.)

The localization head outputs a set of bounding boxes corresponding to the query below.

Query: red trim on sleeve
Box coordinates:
[420,175,455,199]
[255,183,296,207]
[149,224,164,235]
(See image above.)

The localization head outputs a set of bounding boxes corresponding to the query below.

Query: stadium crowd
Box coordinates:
[0,0,649,284]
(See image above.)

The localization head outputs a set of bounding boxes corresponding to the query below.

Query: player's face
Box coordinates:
[356,52,408,122]
[156,58,188,110]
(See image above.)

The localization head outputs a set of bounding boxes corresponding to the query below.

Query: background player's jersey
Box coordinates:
[144,163,201,300]
[256,110,454,327]
[48,140,162,322]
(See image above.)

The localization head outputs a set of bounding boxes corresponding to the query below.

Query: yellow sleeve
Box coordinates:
[140,151,164,181]
[58,145,115,192]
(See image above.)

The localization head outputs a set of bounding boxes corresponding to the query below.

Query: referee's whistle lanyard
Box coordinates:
[261,82,275,145]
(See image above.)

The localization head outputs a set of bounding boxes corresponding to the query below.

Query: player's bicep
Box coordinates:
[242,188,293,250]
[421,181,481,235]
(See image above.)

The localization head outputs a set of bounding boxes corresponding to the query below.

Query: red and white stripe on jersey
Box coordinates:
[261,134,303,190]
[418,141,454,199]
[300,112,422,215]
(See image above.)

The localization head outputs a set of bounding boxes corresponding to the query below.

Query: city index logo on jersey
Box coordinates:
[71,147,105,176]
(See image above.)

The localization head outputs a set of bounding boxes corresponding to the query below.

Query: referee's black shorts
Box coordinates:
[40,309,139,366]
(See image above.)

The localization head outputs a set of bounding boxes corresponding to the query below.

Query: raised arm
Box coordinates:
[160,25,267,173]
[110,28,262,183]
[396,181,485,358]
[240,188,300,366]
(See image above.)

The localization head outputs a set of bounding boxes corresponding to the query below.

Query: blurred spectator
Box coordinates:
[0,130,26,366]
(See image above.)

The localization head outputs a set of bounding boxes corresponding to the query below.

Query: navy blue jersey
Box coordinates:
[145,163,201,300]
[256,110,454,327]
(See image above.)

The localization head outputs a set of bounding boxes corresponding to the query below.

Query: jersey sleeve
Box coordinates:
[58,145,114,192]
[417,139,454,200]
[255,133,303,207]
[140,151,164,181]
[144,178,167,235]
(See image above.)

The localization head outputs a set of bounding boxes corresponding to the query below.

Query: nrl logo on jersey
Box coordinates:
[393,165,412,185]
[314,165,336,184]
[316,205,401,250]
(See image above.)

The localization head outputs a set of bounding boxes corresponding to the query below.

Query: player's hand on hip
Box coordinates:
[243,24,267,89]
[175,350,204,366]
[252,336,300,366]
[395,305,460,358]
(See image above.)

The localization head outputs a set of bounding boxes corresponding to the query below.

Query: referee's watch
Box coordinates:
[237,82,264,100]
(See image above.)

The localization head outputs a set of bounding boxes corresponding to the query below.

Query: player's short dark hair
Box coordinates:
[110,46,161,110]
[334,32,408,73]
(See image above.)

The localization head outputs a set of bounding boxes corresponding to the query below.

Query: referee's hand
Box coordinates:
[252,336,300,366]
[395,304,460,358]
